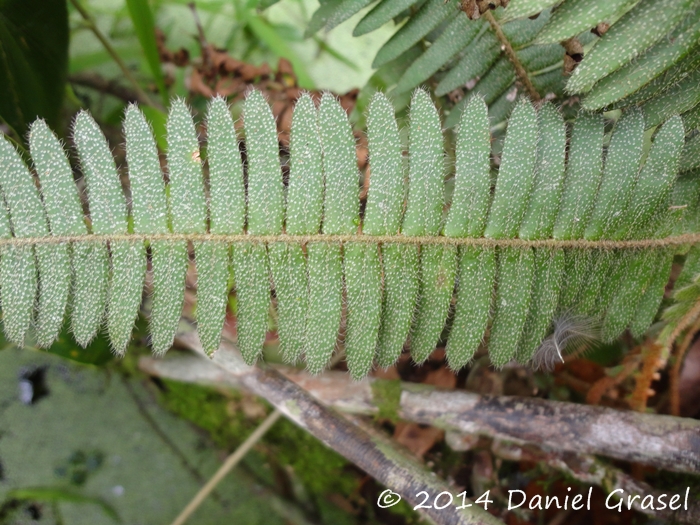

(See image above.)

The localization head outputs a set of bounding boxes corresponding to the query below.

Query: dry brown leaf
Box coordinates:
[393,422,444,458]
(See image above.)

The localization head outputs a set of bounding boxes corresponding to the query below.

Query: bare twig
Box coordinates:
[188,3,212,74]
[490,440,700,524]
[69,0,156,108]
[69,72,143,104]
[140,350,700,474]
[482,11,541,102]
[170,409,282,525]
[168,327,503,525]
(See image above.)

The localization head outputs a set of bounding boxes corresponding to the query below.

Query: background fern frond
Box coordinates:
[285,0,700,133]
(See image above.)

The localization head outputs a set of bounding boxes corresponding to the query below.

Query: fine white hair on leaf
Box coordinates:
[531,312,600,371]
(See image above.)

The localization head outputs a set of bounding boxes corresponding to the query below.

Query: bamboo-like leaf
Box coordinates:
[318,93,360,236]
[681,133,700,173]
[583,9,700,110]
[124,105,171,352]
[403,89,444,236]
[0,246,37,345]
[583,108,645,240]
[558,249,592,312]
[566,0,696,94]
[286,93,324,236]
[244,90,284,236]
[502,0,561,22]
[232,243,270,365]
[617,115,685,239]
[553,113,605,240]
[444,96,492,238]
[376,243,419,367]
[393,13,482,95]
[125,0,168,106]
[271,94,323,362]
[409,244,457,363]
[485,99,539,239]
[489,247,535,367]
[519,103,567,240]
[74,114,143,352]
[602,249,659,341]
[446,246,495,369]
[535,0,640,44]
[373,0,459,68]
[354,0,417,36]
[642,70,700,130]
[516,248,564,363]
[364,92,404,235]
[630,249,673,337]
[435,32,500,97]
[344,243,382,378]
[28,121,82,347]
[206,97,246,236]
[268,242,308,363]
[305,243,343,374]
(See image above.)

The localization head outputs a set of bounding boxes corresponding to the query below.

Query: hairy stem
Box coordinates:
[483,11,541,102]
[2,232,700,249]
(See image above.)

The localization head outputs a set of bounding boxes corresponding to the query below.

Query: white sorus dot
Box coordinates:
[112,485,125,497]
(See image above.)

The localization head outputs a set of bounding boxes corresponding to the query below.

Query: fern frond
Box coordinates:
[293,0,700,124]
[0,92,693,378]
